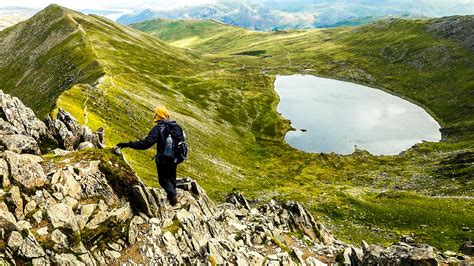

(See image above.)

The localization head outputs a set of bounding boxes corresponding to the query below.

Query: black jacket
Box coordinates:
[127,120,175,158]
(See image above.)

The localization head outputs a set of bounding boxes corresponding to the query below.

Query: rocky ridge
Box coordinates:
[0,91,472,265]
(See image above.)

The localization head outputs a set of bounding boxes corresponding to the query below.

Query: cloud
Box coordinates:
[0,0,216,11]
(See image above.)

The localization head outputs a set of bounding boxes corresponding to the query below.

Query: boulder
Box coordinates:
[75,161,119,205]
[0,118,18,135]
[0,202,18,231]
[9,185,24,220]
[0,134,40,154]
[0,90,49,141]
[460,241,473,256]
[53,119,79,150]
[46,202,79,231]
[132,185,153,216]
[18,233,46,258]
[51,229,69,249]
[76,204,97,230]
[51,168,82,199]
[4,151,48,189]
[7,231,24,251]
[284,201,333,245]
[0,158,10,188]
[78,141,95,150]
[225,190,251,210]
[53,253,85,266]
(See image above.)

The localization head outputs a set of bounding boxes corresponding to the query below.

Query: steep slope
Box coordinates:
[134,16,474,142]
[1,91,471,265]
[1,5,473,251]
[132,17,474,250]
[0,5,103,117]
[0,4,280,205]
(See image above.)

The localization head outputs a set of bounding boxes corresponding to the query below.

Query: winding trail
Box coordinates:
[274,35,293,67]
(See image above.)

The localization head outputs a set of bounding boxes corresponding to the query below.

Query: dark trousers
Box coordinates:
[156,159,177,199]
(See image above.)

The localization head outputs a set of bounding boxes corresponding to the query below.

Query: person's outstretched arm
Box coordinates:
[117,125,160,150]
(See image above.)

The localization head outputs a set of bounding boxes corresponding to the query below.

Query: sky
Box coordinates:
[0,0,216,10]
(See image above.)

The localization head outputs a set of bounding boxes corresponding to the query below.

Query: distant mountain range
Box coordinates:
[117,0,474,30]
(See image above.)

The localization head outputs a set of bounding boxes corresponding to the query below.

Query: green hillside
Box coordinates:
[1,6,473,251]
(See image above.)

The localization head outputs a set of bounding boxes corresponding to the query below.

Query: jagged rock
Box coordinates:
[110,202,133,222]
[0,202,18,231]
[17,220,31,230]
[284,201,333,245]
[76,204,97,230]
[24,199,37,215]
[0,158,10,188]
[225,190,251,210]
[407,246,437,265]
[32,210,43,224]
[351,246,363,265]
[128,216,140,245]
[56,109,82,135]
[7,231,24,251]
[36,227,48,236]
[49,109,105,150]
[0,118,18,135]
[162,231,180,256]
[0,134,40,154]
[75,161,119,205]
[104,249,121,262]
[362,243,439,265]
[132,184,153,216]
[9,185,24,220]
[85,200,109,230]
[46,202,79,231]
[82,126,105,149]
[53,119,78,150]
[31,257,51,266]
[0,90,49,141]
[4,151,48,189]
[292,247,305,264]
[79,253,96,265]
[51,168,82,199]
[78,141,95,150]
[306,256,326,266]
[54,253,85,266]
[52,229,69,249]
[460,241,474,255]
[18,233,46,258]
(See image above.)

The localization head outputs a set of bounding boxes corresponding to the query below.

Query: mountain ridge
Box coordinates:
[1,5,473,252]
[0,90,472,265]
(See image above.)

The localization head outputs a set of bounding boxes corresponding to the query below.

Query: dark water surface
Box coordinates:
[274,75,441,155]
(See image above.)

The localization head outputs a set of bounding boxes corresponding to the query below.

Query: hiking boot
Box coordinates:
[169,196,178,206]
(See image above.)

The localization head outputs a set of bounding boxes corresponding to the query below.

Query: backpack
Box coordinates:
[162,121,187,164]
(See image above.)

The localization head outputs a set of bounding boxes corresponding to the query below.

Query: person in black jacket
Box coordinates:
[116,106,179,206]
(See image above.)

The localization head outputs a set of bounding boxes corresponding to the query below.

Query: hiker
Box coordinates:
[116,106,187,206]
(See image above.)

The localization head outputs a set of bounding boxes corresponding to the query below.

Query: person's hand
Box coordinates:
[116,143,129,148]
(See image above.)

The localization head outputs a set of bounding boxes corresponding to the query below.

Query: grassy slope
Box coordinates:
[1,6,472,251]
[131,18,474,250]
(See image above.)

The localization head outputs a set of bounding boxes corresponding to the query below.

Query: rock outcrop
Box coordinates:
[0,90,104,155]
[0,91,472,265]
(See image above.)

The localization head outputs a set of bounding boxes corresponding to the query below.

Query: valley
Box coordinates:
[0,5,472,252]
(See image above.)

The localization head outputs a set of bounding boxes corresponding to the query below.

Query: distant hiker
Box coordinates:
[116,106,187,206]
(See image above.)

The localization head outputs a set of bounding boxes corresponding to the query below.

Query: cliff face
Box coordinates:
[0,91,472,265]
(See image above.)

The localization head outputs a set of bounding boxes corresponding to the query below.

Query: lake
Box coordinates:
[274,75,441,155]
